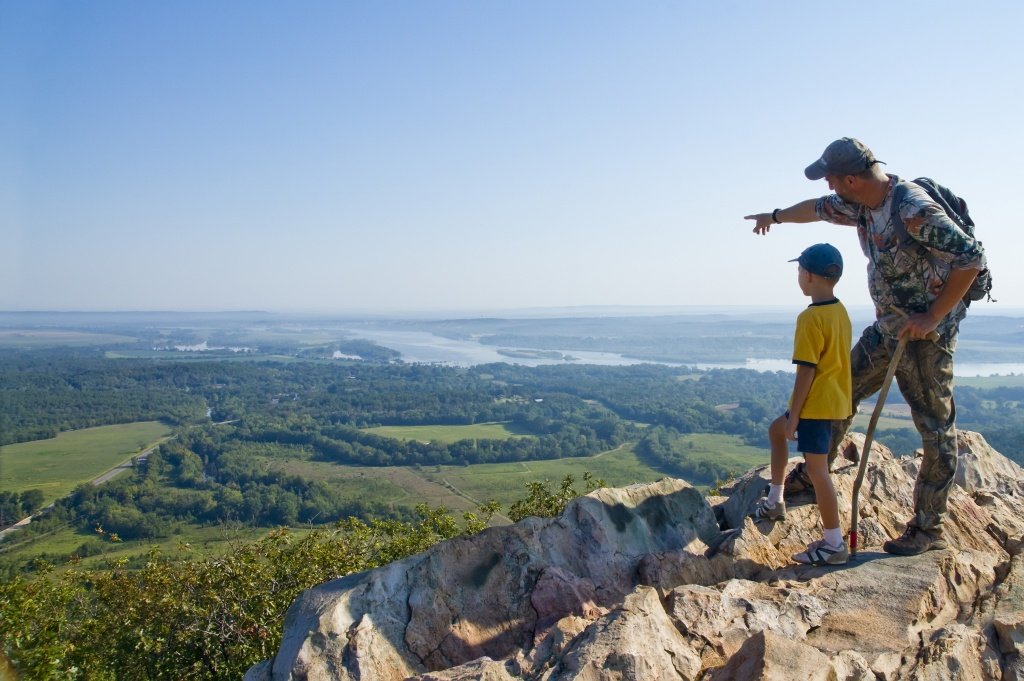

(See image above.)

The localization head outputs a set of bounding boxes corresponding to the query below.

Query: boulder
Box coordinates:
[539,587,702,681]
[248,431,1024,681]
[703,630,833,681]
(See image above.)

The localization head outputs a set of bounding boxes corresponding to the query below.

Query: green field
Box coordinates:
[361,422,533,444]
[669,433,768,474]
[105,350,303,363]
[0,521,275,572]
[2,444,668,569]
[0,422,173,502]
[407,434,766,513]
[852,413,915,431]
[250,441,671,518]
[955,374,1024,388]
[418,443,674,513]
[1,435,743,568]
[253,455,415,505]
[0,330,138,348]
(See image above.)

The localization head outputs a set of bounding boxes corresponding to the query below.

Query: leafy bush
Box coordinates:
[0,504,494,680]
[507,473,605,522]
[0,470,616,679]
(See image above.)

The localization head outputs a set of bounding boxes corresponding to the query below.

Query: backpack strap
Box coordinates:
[889,179,943,269]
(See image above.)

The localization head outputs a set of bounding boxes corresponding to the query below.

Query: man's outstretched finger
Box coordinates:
[745,214,771,235]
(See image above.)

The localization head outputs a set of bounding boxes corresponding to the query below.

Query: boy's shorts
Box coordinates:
[784,411,833,455]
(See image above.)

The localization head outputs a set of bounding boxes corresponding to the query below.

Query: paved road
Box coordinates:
[0,423,241,538]
[0,514,34,538]
[1,444,155,540]
[88,447,153,486]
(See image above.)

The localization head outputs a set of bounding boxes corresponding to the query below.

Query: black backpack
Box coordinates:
[890,177,994,305]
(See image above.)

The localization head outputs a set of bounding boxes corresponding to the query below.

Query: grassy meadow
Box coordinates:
[665,433,768,476]
[3,441,674,569]
[852,413,916,432]
[0,421,173,503]
[955,374,1024,388]
[253,441,674,519]
[2,429,765,569]
[361,422,533,444]
[0,520,276,572]
[0,330,137,348]
[418,442,671,512]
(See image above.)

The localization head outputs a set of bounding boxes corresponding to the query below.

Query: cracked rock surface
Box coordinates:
[246,431,1024,681]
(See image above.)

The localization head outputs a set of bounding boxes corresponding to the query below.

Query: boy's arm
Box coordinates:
[786,365,817,441]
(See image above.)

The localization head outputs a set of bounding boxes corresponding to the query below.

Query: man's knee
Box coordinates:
[918,429,958,475]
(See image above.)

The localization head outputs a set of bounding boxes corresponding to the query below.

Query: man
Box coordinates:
[745,137,986,555]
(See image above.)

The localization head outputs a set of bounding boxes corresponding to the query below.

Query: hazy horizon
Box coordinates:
[5,304,1024,322]
[4,3,1022,312]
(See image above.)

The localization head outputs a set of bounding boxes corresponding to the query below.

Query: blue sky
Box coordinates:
[3,1,1022,313]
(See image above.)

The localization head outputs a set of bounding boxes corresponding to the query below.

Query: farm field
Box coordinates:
[0,421,173,503]
[0,330,137,347]
[668,433,768,475]
[852,413,915,432]
[105,350,303,363]
[419,443,673,513]
[361,422,533,444]
[247,435,769,518]
[2,438,673,570]
[955,374,1024,388]
[256,441,673,518]
[254,455,435,508]
[0,521,274,572]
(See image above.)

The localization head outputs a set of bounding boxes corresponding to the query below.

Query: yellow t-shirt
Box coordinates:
[791,299,853,420]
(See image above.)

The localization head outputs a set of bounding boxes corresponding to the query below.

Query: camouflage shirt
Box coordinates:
[815,174,987,338]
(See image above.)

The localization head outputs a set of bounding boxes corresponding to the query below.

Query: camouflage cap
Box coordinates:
[805,137,884,180]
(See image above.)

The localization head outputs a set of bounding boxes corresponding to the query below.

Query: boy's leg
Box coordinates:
[804,453,840,533]
[768,414,789,486]
[750,415,788,520]
[793,419,849,566]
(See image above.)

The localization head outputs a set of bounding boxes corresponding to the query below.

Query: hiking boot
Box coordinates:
[883,526,948,555]
[783,462,814,496]
[793,538,849,566]
[749,498,786,521]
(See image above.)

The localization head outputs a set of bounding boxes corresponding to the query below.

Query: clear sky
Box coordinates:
[3,1,1021,314]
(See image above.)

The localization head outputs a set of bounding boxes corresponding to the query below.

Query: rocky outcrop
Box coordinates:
[247,431,1024,681]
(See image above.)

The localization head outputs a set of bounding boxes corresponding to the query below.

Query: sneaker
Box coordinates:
[749,498,786,521]
[783,462,814,496]
[883,525,948,556]
[793,539,849,566]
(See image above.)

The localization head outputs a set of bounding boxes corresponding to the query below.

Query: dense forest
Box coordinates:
[4,348,1019,457]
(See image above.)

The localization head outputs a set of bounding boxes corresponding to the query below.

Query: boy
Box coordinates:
[750,243,853,566]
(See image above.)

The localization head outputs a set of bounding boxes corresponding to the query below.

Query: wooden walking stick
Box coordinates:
[849,326,939,557]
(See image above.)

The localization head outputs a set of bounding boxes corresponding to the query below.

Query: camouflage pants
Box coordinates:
[829,322,958,532]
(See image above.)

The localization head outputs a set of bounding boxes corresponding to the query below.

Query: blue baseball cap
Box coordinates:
[790,243,843,279]
[804,137,884,180]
